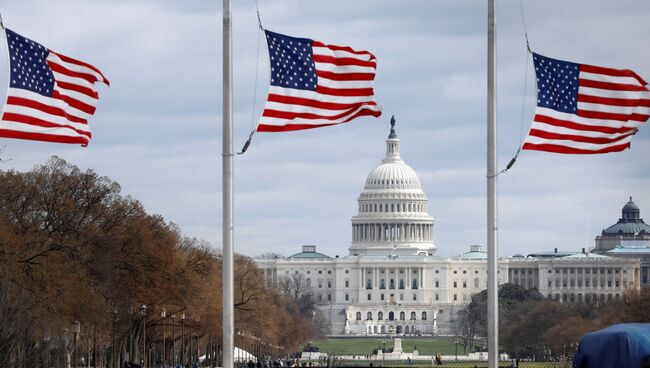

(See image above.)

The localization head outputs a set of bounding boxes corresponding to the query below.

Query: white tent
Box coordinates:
[200,347,256,363]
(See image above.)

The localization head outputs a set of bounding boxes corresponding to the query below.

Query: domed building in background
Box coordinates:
[595,197,650,252]
[256,119,641,336]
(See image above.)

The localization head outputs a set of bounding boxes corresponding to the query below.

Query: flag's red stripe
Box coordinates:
[56,81,99,99]
[577,109,649,122]
[257,109,381,132]
[263,104,378,121]
[51,90,96,115]
[267,94,376,111]
[1,113,91,138]
[528,128,634,145]
[578,94,650,107]
[315,85,374,97]
[312,41,375,58]
[533,114,636,135]
[0,129,89,145]
[48,60,98,85]
[581,64,647,86]
[51,51,110,85]
[579,79,648,92]
[316,70,375,81]
[522,142,630,154]
[312,55,376,68]
[6,96,88,125]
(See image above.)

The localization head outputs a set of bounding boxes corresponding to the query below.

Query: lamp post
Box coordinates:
[172,314,176,367]
[181,313,186,366]
[141,305,147,368]
[128,306,134,363]
[161,308,167,367]
[112,307,118,368]
[72,321,80,368]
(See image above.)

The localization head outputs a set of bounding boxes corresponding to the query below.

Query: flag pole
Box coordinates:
[487,0,499,368]
[222,0,235,368]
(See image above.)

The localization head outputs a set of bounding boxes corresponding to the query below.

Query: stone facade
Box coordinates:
[255,125,641,336]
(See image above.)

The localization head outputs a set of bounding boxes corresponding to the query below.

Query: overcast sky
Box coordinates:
[1,0,649,259]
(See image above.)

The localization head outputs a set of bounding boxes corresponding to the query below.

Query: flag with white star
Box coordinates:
[0,28,109,146]
[523,53,650,154]
[257,30,381,132]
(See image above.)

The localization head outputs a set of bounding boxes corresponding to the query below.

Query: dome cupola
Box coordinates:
[350,116,436,256]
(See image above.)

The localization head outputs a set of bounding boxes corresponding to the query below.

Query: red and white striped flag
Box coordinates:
[257,30,381,132]
[0,29,109,146]
[523,53,650,154]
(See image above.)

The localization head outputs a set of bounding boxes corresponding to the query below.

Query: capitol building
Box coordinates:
[256,122,644,336]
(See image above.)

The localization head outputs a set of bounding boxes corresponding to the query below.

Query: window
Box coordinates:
[412,279,418,289]
[345,280,349,288]
[435,280,439,288]
[318,281,323,288]
[306,278,311,288]
[390,279,395,289]
[356,312,362,321]
[367,312,373,320]
[318,294,322,301]
[463,270,467,274]
[378,312,384,320]
[367,279,372,289]
[328,270,332,274]
[474,278,479,288]
[399,279,405,289]
[307,271,310,274]
[389,312,395,321]
[380,279,386,289]
[345,270,349,274]
[435,294,439,301]
[422,312,427,320]
[345,294,349,301]
[463,281,467,288]
[367,294,372,301]
[318,270,322,274]
[453,294,457,301]
[435,270,439,274]
[400,312,405,321]
[453,281,457,288]
[453,270,457,274]
[412,294,417,301]
[327,294,331,302]
[327,280,332,288]
[410,312,416,320]
[380,294,385,301]
[400,294,404,301]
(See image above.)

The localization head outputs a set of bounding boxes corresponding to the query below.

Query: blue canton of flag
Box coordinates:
[267,31,317,91]
[534,54,580,114]
[7,31,56,97]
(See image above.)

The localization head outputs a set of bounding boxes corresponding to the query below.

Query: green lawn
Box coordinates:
[307,338,477,356]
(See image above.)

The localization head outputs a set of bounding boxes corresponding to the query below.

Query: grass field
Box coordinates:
[307,338,478,356]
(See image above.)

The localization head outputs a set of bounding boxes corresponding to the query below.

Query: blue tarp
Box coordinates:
[573,323,650,368]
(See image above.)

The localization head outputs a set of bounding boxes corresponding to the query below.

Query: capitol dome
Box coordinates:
[349,117,436,256]
[602,197,650,235]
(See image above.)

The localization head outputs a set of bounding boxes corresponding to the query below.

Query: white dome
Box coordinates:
[350,119,436,257]
[364,161,422,191]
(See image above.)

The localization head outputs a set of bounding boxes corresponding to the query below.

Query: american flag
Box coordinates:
[522,53,650,154]
[257,30,381,132]
[0,29,109,146]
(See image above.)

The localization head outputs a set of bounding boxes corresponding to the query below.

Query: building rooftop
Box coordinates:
[288,245,331,260]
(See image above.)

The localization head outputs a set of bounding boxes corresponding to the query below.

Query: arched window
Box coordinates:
[399,279,405,289]
[421,312,427,320]
[380,279,386,289]
[474,278,479,288]
[356,312,362,321]
[399,312,405,321]
[388,311,395,321]
[412,279,418,289]
[410,312,416,320]
[366,279,372,289]
[367,312,373,320]
[378,312,384,321]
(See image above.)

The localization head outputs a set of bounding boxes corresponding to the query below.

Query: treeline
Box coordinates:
[459,283,650,360]
[0,157,316,368]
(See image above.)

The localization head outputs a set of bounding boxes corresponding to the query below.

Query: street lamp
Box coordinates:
[141,304,147,368]
[112,307,118,368]
[181,313,186,366]
[72,321,81,368]
[171,314,176,367]
[161,308,167,367]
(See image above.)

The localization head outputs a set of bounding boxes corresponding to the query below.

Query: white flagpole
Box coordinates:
[222,0,235,367]
[487,0,499,367]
